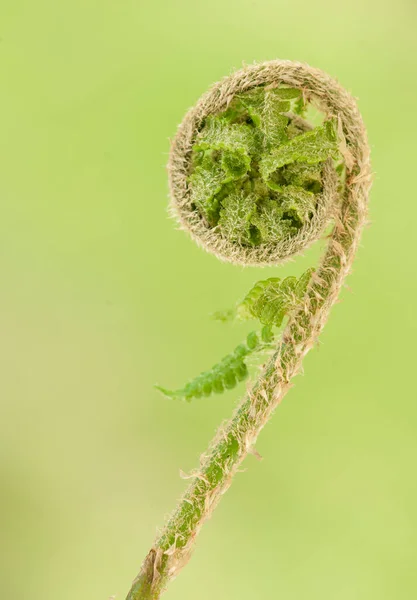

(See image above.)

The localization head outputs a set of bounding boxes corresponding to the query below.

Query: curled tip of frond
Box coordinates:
[168,60,370,267]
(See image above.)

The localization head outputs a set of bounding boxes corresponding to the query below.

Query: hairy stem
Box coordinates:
[125,61,371,600]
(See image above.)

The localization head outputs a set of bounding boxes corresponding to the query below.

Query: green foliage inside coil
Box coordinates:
[188,86,339,246]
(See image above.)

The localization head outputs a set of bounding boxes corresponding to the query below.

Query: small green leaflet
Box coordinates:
[156,268,314,402]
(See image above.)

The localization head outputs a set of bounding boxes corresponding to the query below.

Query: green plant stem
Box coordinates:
[125,183,369,600]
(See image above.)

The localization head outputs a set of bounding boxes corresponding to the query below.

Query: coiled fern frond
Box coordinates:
[124,60,372,600]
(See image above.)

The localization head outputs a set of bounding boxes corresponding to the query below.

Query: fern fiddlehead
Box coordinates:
[125,61,371,600]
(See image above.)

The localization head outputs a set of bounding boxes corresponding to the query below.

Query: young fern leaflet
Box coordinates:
[155,268,314,402]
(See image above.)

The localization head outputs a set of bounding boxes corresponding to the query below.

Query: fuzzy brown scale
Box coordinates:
[125,60,372,600]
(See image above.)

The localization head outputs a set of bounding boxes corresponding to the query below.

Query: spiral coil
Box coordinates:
[126,60,372,600]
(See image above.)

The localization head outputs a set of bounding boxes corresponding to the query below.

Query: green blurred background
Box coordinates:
[1,0,416,598]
